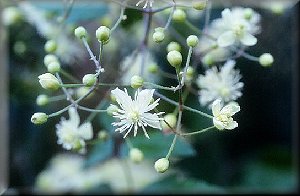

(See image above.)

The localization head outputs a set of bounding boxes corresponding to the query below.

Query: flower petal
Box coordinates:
[68,107,80,127]
[212,99,222,116]
[217,31,236,47]
[136,89,155,112]
[213,117,225,130]
[142,113,162,130]
[221,103,240,116]
[78,122,93,140]
[225,121,238,130]
[240,32,257,46]
[111,88,133,111]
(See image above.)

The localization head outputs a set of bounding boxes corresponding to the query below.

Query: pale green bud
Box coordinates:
[110,94,117,103]
[44,54,58,67]
[192,0,207,10]
[82,74,96,86]
[36,95,49,106]
[74,26,87,39]
[130,148,144,163]
[75,87,93,99]
[148,64,159,74]
[153,27,165,43]
[244,8,253,20]
[162,114,177,130]
[154,158,169,173]
[172,9,186,22]
[270,4,284,15]
[186,66,195,81]
[131,75,144,89]
[98,130,109,141]
[186,35,199,47]
[259,53,274,67]
[38,73,60,90]
[31,113,48,124]
[47,61,61,73]
[2,7,22,26]
[167,50,182,68]
[96,26,110,43]
[167,41,181,52]
[44,40,57,53]
[107,104,119,116]
[202,54,214,66]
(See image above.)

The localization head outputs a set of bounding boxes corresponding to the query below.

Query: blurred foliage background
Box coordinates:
[3,0,299,194]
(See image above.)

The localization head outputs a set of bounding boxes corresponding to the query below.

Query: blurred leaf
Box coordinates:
[121,131,196,160]
[141,174,225,194]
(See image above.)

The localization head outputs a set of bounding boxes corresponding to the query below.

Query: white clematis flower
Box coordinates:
[111,88,163,139]
[212,99,240,130]
[56,107,93,153]
[216,8,258,47]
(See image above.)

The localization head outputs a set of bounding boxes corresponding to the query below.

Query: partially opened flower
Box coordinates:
[212,99,240,130]
[111,88,163,138]
[56,107,93,153]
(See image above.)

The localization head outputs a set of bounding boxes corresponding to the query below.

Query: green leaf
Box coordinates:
[121,131,196,160]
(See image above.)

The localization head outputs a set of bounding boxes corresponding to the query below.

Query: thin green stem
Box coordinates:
[180,126,215,136]
[77,105,107,113]
[166,134,178,159]
[48,94,66,102]
[144,82,175,91]
[111,0,127,32]
[48,105,72,118]
[180,46,193,86]
[61,83,130,88]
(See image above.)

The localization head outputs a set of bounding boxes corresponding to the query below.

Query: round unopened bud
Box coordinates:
[96,26,110,43]
[259,53,274,67]
[44,40,57,53]
[192,0,207,10]
[107,104,119,116]
[130,148,144,163]
[110,94,117,103]
[98,130,109,141]
[167,51,182,68]
[186,35,199,47]
[131,75,144,89]
[148,64,159,74]
[244,8,253,20]
[202,54,214,66]
[154,158,169,173]
[44,54,58,67]
[36,95,49,106]
[186,66,195,81]
[38,73,60,90]
[31,113,48,124]
[167,42,181,52]
[75,87,92,99]
[74,26,87,39]
[162,114,177,130]
[153,28,165,43]
[82,74,96,86]
[172,9,186,22]
[47,61,61,73]
[270,4,284,15]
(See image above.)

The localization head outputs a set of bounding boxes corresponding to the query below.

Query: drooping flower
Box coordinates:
[212,99,240,130]
[197,60,244,107]
[111,88,163,138]
[56,107,93,153]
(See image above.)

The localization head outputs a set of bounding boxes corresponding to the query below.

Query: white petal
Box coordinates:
[217,31,236,47]
[212,99,222,117]
[240,33,257,46]
[221,8,232,21]
[68,107,80,126]
[213,118,225,130]
[111,88,133,112]
[225,121,238,130]
[141,125,150,139]
[221,103,240,116]
[142,113,162,130]
[136,89,155,111]
[78,122,93,140]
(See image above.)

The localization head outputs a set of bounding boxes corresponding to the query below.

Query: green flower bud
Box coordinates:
[186,66,195,81]
[31,112,48,124]
[36,95,49,106]
[38,73,60,90]
[107,104,119,116]
[167,42,181,52]
[192,0,207,10]
[47,61,61,73]
[186,35,199,47]
[131,75,144,89]
[96,26,110,43]
[2,7,22,26]
[167,50,182,68]
[259,53,274,67]
[44,40,57,53]
[82,74,96,86]
[130,148,144,163]
[162,114,177,130]
[110,94,117,103]
[44,54,58,67]
[153,27,165,43]
[202,54,214,66]
[75,87,92,99]
[270,4,284,15]
[244,8,253,20]
[148,64,159,74]
[154,158,169,173]
[98,130,109,141]
[172,9,186,22]
[74,26,87,39]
